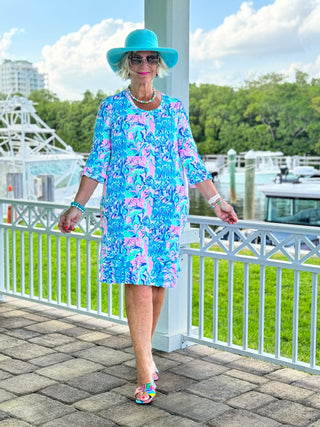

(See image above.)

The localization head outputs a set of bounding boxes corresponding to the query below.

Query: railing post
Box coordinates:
[0,201,5,301]
[244,150,257,220]
[152,228,198,352]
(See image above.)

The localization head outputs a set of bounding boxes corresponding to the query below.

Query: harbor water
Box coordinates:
[189,178,267,220]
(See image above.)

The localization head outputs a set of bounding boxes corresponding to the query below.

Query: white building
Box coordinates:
[0,59,46,97]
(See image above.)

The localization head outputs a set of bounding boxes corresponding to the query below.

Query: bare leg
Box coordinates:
[150,287,165,377]
[151,287,166,337]
[125,284,154,400]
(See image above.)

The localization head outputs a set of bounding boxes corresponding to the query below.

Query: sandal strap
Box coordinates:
[135,382,156,399]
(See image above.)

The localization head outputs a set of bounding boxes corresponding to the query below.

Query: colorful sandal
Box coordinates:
[152,365,159,381]
[135,382,156,404]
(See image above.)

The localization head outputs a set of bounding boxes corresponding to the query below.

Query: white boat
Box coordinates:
[0,95,85,204]
[259,170,320,246]
[219,150,284,184]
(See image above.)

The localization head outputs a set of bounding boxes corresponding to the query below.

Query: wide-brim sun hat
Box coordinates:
[107,28,178,73]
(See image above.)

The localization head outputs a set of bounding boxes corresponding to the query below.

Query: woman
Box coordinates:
[58,28,237,405]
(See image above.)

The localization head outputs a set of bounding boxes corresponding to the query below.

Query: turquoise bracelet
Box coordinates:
[71,201,85,213]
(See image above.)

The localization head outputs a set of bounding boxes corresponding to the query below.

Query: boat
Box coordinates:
[258,168,320,246]
[0,94,85,205]
[219,150,285,184]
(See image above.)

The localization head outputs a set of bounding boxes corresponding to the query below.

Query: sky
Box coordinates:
[1,0,320,100]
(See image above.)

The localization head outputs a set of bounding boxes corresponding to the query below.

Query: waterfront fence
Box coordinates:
[1,198,320,374]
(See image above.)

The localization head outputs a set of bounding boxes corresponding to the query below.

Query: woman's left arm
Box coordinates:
[195,179,238,225]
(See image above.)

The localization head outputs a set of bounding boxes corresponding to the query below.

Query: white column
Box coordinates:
[145,0,194,352]
[144,0,190,111]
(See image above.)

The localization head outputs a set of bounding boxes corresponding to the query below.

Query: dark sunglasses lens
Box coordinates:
[130,56,142,65]
[146,55,159,64]
[129,55,159,65]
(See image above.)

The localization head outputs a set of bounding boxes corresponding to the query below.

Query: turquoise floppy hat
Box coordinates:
[107,29,178,73]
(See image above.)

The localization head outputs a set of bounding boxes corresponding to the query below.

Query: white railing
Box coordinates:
[183,216,320,375]
[202,154,320,172]
[1,199,320,374]
[0,198,126,324]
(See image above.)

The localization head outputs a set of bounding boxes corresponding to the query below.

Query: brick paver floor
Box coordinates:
[0,297,320,426]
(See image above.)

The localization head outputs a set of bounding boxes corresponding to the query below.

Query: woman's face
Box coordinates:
[128,51,159,84]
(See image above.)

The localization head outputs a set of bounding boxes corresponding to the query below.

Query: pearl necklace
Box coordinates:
[128,87,156,104]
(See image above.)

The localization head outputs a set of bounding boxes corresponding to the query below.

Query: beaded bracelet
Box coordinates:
[208,193,221,206]
[211,199,223,209]
[70,201,86,213]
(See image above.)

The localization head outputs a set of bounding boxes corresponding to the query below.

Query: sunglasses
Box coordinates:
[129,54,159,66]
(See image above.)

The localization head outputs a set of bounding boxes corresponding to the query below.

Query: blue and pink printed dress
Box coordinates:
[82,89,211,288]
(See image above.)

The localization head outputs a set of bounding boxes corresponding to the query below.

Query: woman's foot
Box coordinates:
[152,363,159,381]
[135,382,156,404]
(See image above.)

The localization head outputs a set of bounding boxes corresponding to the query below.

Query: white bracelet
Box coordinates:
[212,199,223,209]
[208,194,221,206]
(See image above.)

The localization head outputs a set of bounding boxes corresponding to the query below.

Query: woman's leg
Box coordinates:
[151,286,166,337]
[150,286,166,378]
[125,284,154,398]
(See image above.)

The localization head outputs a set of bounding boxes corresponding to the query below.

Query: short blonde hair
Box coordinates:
[117,52,168,80]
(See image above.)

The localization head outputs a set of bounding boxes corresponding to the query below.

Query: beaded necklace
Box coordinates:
[128,87,156,104]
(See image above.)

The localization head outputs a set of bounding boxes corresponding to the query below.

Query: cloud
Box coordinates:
[189,0,320,88]
[36,19,142,99]
[0,28,20,57]
[190,0,320,60]
[281,53,320,82]
[34,0,320,99]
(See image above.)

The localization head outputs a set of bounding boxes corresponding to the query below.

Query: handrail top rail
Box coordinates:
[188,214,320,235]
[0,197,100,213]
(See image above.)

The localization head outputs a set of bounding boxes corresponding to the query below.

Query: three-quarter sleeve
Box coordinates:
[177,103,212,186]
[82,100,112,183]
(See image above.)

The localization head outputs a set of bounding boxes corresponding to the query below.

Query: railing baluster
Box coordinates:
[12,229,16,293]
[198,256,205,339]
[258,265,266,354]
[97,241,101,314]
[108,283,113,317]
[56,236,61,305]
[243,263,249,350]
[119,283,124,319]
[292,270,300,364]
[86,240,91,311]
[47,233,52,303]
[5,229,9,292]
[38,233,42,300]
[20,231,25,295]
[213,258,219,343]
[187,254,193,336]
[29,232,34,299]
[310,273,318,368]
[76,239,81,309]
[275,267,282,359]
[66,237,71,306]
[228,260,234,346]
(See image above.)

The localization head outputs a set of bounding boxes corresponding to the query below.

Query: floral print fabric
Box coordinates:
[82,89,211,288]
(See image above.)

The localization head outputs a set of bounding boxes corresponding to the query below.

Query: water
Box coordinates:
[189,179,267,220]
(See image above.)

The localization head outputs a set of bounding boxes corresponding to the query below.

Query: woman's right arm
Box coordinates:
[58,176,99,234]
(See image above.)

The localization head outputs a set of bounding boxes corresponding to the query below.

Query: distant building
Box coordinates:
[0,59,47,97]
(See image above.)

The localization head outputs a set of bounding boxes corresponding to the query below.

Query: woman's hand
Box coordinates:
[213,200,238,224]
[58,207,83,234]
